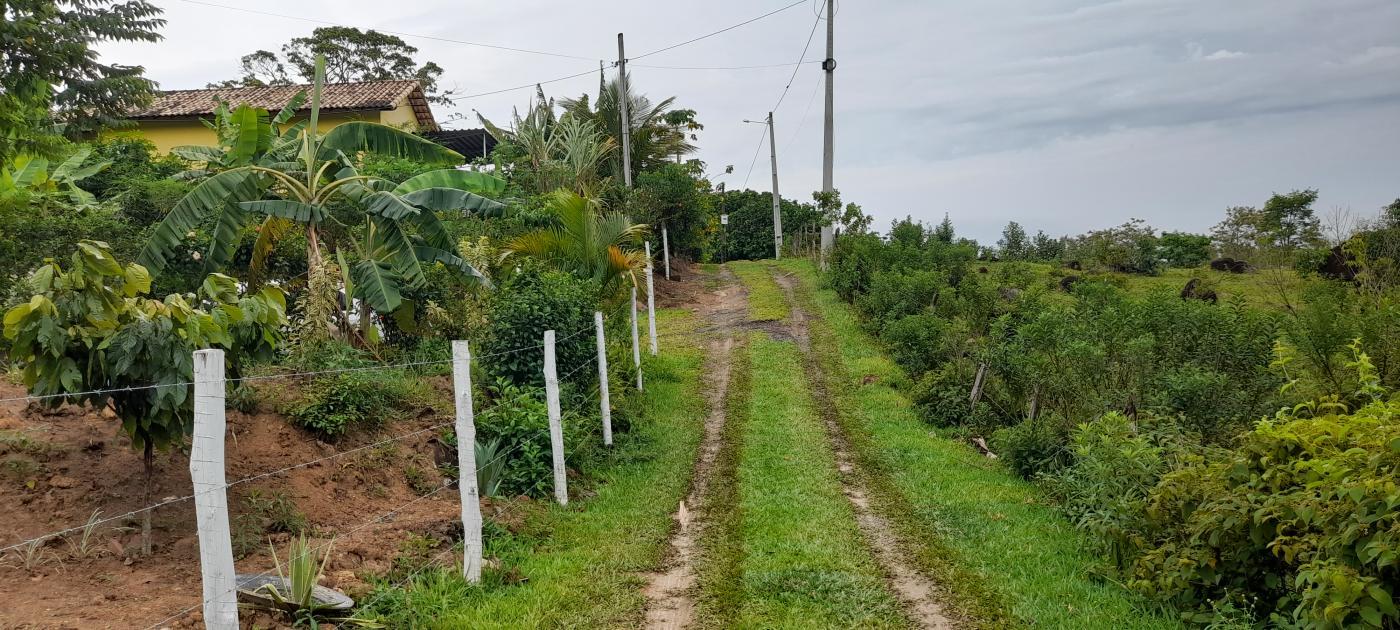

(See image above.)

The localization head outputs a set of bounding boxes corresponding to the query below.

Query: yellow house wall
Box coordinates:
[110,105,418,154]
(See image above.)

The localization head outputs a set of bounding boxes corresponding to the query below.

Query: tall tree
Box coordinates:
[933,213,956,243]
[998,221,1030,260]
[559,71,697,183]
[0,0,164,167]
[215,27,454,104]
[1260,189,1323,249]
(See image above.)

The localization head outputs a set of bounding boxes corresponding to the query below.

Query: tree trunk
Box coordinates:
[142,441,154,556]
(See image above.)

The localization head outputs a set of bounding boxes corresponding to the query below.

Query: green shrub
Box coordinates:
[1127,352,1400,628]
[880,314,945,376]
[991,415,1072,479]
[472,379,554,497]
[910,364,974,427]
[289,370,417,438]
[855,270,942,333]
[480,267,594,387]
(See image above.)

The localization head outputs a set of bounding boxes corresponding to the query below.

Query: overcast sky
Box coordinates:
[101,0,1400,243]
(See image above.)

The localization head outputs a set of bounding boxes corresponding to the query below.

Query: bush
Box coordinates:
[480,267,595,387]
[910,364,975,427]
[1125,353,1400,627]
[880,314,945,376]
[991,415,1072,479]
[289,370,418,438]
[856,270,942,333]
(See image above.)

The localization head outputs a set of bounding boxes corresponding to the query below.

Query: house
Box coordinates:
[423,128,498,162]
[119,80,440,154]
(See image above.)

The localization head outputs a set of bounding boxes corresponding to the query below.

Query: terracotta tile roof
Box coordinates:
[128,80,438,130]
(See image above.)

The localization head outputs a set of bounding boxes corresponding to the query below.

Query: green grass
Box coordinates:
[732,332,905,629]
[775,259,1181,630]
[359,308,707,629]
[728,260,790,321]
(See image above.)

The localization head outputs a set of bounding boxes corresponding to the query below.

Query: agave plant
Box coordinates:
[137,55,506,318]
[501,189,646,295]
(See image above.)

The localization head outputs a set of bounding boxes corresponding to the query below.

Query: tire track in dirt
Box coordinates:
[772,268,958,630]
[642,268,746,629]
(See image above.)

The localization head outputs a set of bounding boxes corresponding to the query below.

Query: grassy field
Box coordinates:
[774,259,1181,629]
[360,308,707,629]
[728,260,791,321]
[732,331,904,628]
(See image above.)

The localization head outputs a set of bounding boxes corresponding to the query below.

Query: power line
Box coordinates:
[771,8,824,112]
[631,0,808,60]
[741,124,769,190]
[175,0,596,61]
[632,61,819,71]
[784,71,824,151]
[449,65,611,102]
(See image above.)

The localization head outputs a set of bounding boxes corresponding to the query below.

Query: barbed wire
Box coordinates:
[141,440,526,629]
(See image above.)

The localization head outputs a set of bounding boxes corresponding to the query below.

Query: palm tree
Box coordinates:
[559,71,697,182]
[138,55,505,317]
[501,189,646,296]
[477,87,615,196]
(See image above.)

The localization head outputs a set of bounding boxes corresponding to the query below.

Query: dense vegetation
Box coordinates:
[824,200,1400,627]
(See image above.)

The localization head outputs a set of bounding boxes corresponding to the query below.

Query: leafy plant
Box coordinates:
[138,55,501,328]
[479,267,595,387]
[289,370,417,438]
[500,189,645,297]
[3,240,287,554]
[64,510,108,559]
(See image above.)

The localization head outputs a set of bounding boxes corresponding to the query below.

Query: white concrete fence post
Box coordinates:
[451,340,482,583]
[594,312,613,446]
[631,287,643,391]
[662,225,671,281]
[191,349,238,630]
[543,330,568,506]
[646,241,658,356]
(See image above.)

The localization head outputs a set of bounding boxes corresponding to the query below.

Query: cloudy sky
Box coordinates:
[101,0,1400,243]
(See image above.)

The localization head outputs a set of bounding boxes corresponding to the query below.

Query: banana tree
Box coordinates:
[0,146,112,208]
[138,55,506,319]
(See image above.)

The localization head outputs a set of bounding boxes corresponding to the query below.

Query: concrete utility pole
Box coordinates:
[767,111,782,260]
[617,33,633,188]
[818,0,836,267]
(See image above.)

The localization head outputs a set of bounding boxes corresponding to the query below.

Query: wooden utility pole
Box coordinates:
[617,33,633,188]
[767,111,782,260]
[818,0,836,267]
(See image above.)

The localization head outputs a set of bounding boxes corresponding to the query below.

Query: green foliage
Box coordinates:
[3,240,286,452]
[289,369,417,438]
[472,379,554,498]
[997,221,1030,260]
[1127,358,1399,627]
[479,267,594,387]
[880,314,945,376]
[632,162,710,257]
[713,189,822,261]
[991,414,1071,479]
[0,0,164,166]
[500,190,645,298]
[1158,231,1212,268]
[1064,218,1162,275]
[218,26,455,105]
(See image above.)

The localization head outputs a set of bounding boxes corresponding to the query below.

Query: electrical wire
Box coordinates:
[631,61,818,71]
[770,7,824,112]
[175,0,596,60]
[631,0,808,60]
[741,124,769,190]
[447,65,613,102]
